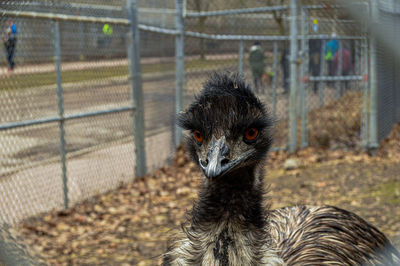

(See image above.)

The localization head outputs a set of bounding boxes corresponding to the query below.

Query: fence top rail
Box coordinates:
[3,1,123,11]
[307,34,365,40]
[1,9,365,42]
[186,5,288,18]
[0,9,130,25]
[308,75,363,81]
[183,3,367,17]
[185,31,364,41]
[138,24,179,35]
[302,4,342,10]
[185,31,288,41]
[4,1,179,15]
[302,2,367,10]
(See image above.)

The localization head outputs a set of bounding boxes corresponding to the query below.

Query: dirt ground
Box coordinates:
[14,122,400,265]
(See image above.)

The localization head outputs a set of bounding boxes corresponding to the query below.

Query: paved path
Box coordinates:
[0,53,238,76]
[0,57,170,76]
[0,130,174,225]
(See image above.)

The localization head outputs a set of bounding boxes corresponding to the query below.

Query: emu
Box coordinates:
[163,73,400,265]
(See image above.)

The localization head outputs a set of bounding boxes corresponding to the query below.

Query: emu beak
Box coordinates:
[199,136,230,179]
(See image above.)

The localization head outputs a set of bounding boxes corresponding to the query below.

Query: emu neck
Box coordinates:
[184,166,273,265]
[192,166,266,228]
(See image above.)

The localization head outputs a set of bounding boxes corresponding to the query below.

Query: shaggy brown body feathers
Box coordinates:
[163,73,399,265]
[270,206,399,265]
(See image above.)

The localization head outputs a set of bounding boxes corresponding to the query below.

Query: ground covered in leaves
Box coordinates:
[273,91,362,149]
[17,122,400,265]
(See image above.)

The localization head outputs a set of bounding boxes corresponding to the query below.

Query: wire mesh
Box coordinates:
[0,1,139,225]
[376,1,400,143]
[136,1,176,171]
[301,1,366,150]
[0,123,64,225]
[184,3,291,150]
[64,113,135,202]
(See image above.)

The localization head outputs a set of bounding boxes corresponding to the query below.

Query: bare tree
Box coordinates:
[188,0,288,59]
[187,0,210,60]
[262,0,287,35]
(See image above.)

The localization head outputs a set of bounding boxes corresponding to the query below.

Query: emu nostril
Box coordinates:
[221,158,229,166]
[221,145,230,157]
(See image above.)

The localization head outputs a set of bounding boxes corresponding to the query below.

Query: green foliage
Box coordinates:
[372,181,400,204]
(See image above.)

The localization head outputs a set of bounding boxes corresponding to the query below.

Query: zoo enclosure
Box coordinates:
[182,2,369,153]
[0,0,399,226]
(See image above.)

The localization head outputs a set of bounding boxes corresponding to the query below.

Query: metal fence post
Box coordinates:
[127,0,146,177]
[175,0,184,147]
[289,0,298,153]
[238,40,244,75]
[54,20,68,209]
[354,40,359,90]
[361,38,369,149]
[336,41,343,98]
[272,41,278,118]
[319,39,326,107]
[369,0,379,152]
[300,7,308,148]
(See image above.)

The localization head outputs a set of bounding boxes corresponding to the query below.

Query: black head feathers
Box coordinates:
[177,72,273,166]
[178,72,271,138]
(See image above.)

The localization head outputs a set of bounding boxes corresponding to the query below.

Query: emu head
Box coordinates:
[178,73,272,182]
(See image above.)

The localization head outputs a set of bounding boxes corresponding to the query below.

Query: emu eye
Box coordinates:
[193,130,204,144]
[244,128,259,143]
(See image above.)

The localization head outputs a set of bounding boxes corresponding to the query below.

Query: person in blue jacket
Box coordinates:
[4,20,17,71]
[325,32,339,76]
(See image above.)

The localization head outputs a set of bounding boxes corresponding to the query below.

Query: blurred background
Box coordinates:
[0,0,399,264]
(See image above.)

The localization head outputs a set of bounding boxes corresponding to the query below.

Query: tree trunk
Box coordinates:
[199,17,206,60]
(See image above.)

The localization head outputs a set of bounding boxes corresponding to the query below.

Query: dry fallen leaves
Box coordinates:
[13,123,400,265]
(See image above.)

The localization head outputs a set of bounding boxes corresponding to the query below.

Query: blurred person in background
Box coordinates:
[309,19,322,93]
[325,32,339,77]
[248,41,265,93]
[331,42,353,90]
[281,42,289,94]
[4,19,17,72]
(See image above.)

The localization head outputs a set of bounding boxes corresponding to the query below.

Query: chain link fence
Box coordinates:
[0,0,399,237]
[376,0,400,144]
[183,4,291,150]
[181,1,371,153]
[298,3,367,150]
[0,0,176,225]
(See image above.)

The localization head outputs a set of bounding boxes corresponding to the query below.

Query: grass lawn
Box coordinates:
[0,58,238,91]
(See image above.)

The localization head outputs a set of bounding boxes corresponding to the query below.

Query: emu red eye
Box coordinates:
[244,128,259,142]
[193,130,204,144]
